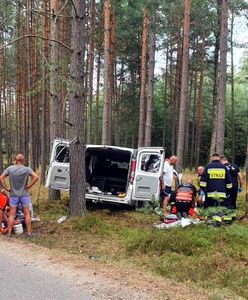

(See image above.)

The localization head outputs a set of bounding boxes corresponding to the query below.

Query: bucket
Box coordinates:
[13,223,24,235]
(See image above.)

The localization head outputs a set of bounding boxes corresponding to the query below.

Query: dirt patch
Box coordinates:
[0,236,209,300]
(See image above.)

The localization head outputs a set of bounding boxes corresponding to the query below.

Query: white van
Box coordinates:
[46,139,168,206]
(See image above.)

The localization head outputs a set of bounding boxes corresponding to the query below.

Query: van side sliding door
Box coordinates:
[132,148,164,201]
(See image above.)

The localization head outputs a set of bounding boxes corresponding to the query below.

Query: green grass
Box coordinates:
[119,222,248,297]
[24,183,248,299]
[69,214,118,236]
[121,225,216,256]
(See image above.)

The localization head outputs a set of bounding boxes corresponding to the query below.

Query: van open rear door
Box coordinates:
[132,148,164,201]
[45,139,70,190]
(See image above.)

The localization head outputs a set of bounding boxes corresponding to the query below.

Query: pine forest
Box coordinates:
[1,0,248,212]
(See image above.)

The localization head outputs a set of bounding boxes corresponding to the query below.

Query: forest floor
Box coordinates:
[7,181,248,300]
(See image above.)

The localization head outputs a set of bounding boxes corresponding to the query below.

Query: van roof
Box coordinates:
[53,139,134,152]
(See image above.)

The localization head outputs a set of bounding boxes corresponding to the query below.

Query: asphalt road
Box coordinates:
[0,246,94,300]
[0,236,209,300]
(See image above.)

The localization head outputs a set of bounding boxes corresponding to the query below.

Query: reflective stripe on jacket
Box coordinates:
[176,184,196,203]
[200,160,232,199]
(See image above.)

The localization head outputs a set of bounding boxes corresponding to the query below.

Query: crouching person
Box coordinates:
[172,179,197,217]
[0,189,9,234]
[15,202,33,227]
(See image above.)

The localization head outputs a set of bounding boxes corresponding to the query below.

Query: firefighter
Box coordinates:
[200,153,232,208]
[220,156,243,209]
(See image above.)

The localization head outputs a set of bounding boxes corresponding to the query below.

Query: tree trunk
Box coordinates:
[138,7,148,147]
[15,2,27,156]
[176,0,191,172]
[144,16,155,147]
[113,51,121,146]
[195,32,205,167]
[189,50,198,169]
[26,0,33,167]
[86,0,95,144]
[129,61,137,148]
[162,44,169,148]
[114,62,124,145]
[113,69,120,146]
[210,0,221,156]
[102,0,111,145]
[215,0,228,155]
[69,0,87,216]
[185,63,194,166]
[32,0,40,171]
[95,46,101,144]
[60,3,69,138]
[108,9,116,144]
[230,11,235,162]
[16,1,23,154]
[94,0,103,144]
[49,0,63,200]
[40,0,50,184]
[185,34,197,166]
[4,84,11,164]
[171,37,182,155]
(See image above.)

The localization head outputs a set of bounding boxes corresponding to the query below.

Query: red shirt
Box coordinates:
[0,193,8,210]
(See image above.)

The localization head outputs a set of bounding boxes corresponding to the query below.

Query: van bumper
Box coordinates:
[85,193,131,205]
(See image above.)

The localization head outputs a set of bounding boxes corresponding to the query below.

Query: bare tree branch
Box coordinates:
[55,0,70,23]
[0,34,72,52]
[32,9,72,19]
[70,0,78,17]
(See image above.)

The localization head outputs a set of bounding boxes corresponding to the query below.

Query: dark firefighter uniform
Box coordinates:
[200,160,232,208]
[223,162,240,209]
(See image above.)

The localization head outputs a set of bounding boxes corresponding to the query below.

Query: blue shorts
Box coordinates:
[9,196,31,208]
[161,186,171,197]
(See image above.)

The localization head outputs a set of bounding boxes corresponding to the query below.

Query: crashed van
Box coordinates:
[46,139,170,206]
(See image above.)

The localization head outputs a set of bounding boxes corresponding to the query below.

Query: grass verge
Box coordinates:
[20,185,248,299]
